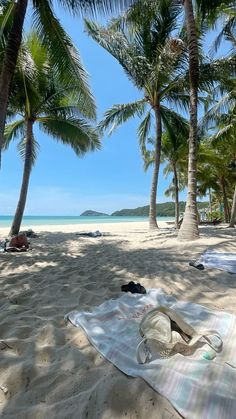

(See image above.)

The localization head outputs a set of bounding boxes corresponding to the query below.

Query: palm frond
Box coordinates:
[85,19,152,88]
[211,121,236,142]
[0,1,14,44]
[32,0,96,117]
[17,135,40,167]
[42,88,96,120]
[38,116,100,155]
[142,149,154,172]
[138,111,151,151]
[160,105,189,141]
[198,56,236,92]
[203,93,235,129]
[55,0,136,15]
[99,99,146,135]
[3,119,25,150]
[210,10,236,54]
[24,30,48,75]
[164,183,175,199]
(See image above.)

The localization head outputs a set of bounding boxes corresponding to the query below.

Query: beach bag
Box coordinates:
[136,306,223,364]
[9,233,29,249]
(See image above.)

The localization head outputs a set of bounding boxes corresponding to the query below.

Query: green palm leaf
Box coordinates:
[3,119,25,150]
[55,0,136,15]
[99,99,146,135]
[85,20,152,88]
[38,116,100,155]
[32,0,96,117]
[138,111,152,151]
[160,106,189,141]
[0,1,15,45]
[17,135,40,167]
[39,88,95,120]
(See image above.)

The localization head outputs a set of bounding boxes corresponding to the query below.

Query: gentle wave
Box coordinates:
[0,215,174,228]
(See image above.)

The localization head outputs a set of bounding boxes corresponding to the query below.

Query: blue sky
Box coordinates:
[0,5,228,215]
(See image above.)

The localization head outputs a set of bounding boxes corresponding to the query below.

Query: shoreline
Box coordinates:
[0,217,175,231]
[0,220,170,235]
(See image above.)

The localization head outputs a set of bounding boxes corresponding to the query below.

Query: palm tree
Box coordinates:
[0,0,136,164]
[178,0,235,240]
[3,33,100,236]
[197,142,236,223]
[175,0,200,240]
[203,73,236,225]
[143,115,189,229]
[85,0,191,229]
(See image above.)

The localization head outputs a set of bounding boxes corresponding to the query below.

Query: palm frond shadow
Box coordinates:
[1,227,236,418]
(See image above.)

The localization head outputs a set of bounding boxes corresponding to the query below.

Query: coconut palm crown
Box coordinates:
[3,32,100,235]
[0,0,137,164]
[85,0,194,229]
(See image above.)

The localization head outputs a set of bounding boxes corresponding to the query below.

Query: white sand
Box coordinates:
[0,221,236,418]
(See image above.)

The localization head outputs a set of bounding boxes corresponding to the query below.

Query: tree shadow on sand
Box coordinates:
[0,226,236,418]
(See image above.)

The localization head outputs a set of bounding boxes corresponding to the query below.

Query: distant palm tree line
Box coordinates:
[0,0,235,239]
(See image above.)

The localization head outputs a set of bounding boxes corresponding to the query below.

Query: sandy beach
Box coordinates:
[0,221,236,419]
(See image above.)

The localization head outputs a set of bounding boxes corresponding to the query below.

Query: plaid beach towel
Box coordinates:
[67,289,236,419]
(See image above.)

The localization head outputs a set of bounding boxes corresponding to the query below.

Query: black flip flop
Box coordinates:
[189,261,205,270]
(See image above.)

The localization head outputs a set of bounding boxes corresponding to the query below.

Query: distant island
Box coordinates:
[112,201,208,216]
[81,201,208,217]
[80,210,109,216]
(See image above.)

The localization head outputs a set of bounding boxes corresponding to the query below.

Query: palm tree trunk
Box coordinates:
[0,0,28,164]
[221,178,230,223]
[229,184,236,227]
[209,188,212,221]
[10,119,33,236]
[173,162,179,229]
[149,105,162,230]
[178,0,199,241]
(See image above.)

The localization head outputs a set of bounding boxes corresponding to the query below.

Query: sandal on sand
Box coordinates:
[4,246,28,252]
[121,281,146,294]
[189,261,205,270]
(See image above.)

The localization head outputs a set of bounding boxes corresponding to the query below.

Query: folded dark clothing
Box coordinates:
[121,281,146,294]
[76,230,102,237]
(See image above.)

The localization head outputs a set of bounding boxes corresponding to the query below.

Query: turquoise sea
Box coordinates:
[0,215,174,228]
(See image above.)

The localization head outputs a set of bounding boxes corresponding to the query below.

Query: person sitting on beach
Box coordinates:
[4,233,29,252]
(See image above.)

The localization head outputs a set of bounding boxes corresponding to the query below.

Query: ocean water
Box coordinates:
[0,215,174,228]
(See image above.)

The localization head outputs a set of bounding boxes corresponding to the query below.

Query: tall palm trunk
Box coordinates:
[209,188,212,221]
[149,104,162,230]
[221,178,230,223]
[178,0,199,241]
[173,162,179,229]
[229,184,236,227]
[10,119,33,236]
[0,0,28,164]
